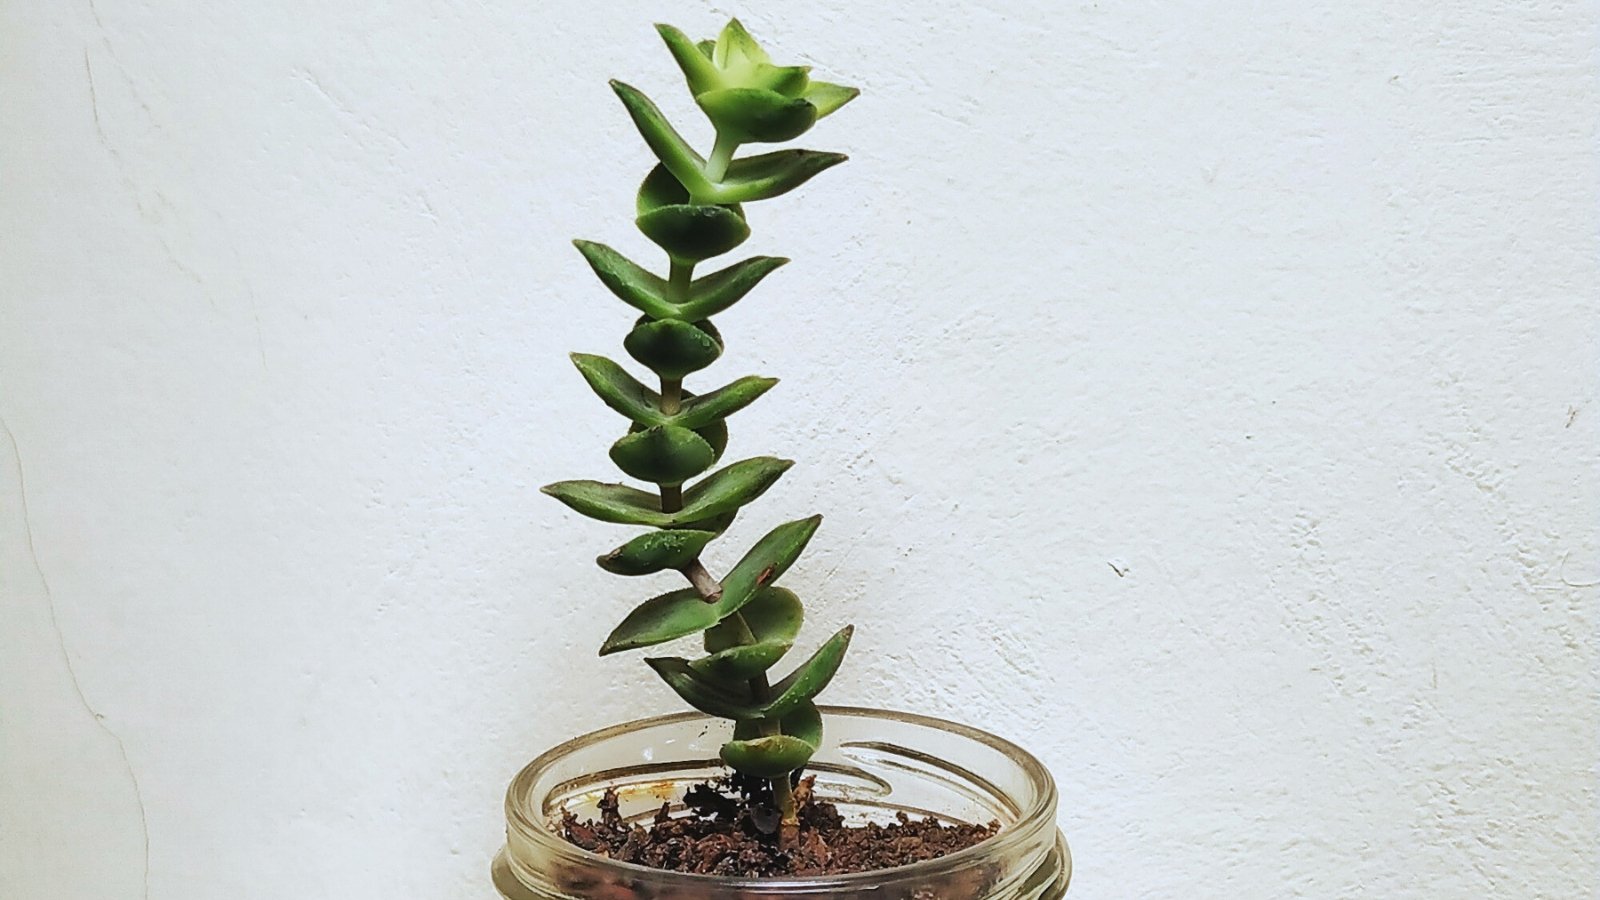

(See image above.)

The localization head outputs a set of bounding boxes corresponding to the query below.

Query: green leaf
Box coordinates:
[697,88,818,144]
[647,626,851,720]
[748,64,811,97]
[763,625,854,719]
[675,255,788,321]
[720,734,815,776]
[572,241,678,319]
[733,700,822,749]
[597,529,717,576]
[679,457,794,525]
[609,81,712,197]
[714,516,822,618]
[541,480,667,527]
[700,586,801,675]
[672,506,736,535]
[705,586,803,653]
[609,425,716,485]
[696,39,716,60]
[782,700,824,748]
[637,203,751,263]
[602,588,721,655]
[656,23,724,96]
[704,150,849,204]
[645,656,757,718]
[715,18,769,70]
[689,639,792,680]
[570,353,664,426]
[693,418,729,465]
[624,318,724,379]
[803,80,860,118]
[673,375,778,429]
[635,167,749,262]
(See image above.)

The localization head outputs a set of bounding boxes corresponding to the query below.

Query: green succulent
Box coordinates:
[541,19,858,835]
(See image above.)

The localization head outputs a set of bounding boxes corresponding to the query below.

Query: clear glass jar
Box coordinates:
[493,705,1070,899]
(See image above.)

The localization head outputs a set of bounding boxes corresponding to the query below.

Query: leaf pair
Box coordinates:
[721,701,823,775]
[570,353,776,431]
[573,241,787,322]
[612,81,847,206]
[646,625,853,721]
[656,21,859,144]
[542,456,792,530]
[600,515,821,653]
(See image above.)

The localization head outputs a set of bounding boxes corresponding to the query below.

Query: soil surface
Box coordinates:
[559,774,998,877]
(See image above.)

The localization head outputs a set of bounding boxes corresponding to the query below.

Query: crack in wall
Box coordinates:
[2,416,150,900]
[83,48,203,289]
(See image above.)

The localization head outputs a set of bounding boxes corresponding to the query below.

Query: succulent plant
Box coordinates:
[541,19,858,837]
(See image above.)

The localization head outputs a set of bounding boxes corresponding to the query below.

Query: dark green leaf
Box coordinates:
[803,80,860,118]
[572,241,678,319]
[674,375,778,429]
[656,23,723,96]
[624,318,723,379]
[714,516,821,618]
[697,88,817,144]
[636,203,751,263]
[689,639,792,680]
[609,425,715,485]
[734,701,822,750]
[610,81,711,197]
[719,734,814,776]
[672,506,736,534]
[679,457,794,525]
[601,588,720,655]
[703,149,849,204]
[645,656,758,718]
[597,529,717,576]
[763,626,854,719]
[734,586,805,645]
[541,480,667,526]
[675,255,788,321]
[694,418,729,465]
[648,627,850,721]
[779,700,823,748]
[570,353,665,426]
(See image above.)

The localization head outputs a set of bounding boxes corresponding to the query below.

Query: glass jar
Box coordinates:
[493,706,1070,899]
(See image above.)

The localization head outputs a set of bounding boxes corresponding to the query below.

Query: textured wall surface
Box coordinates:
[2,2,1596,898]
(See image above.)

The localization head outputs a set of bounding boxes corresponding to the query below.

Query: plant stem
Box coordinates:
[658,136,799,841]
[718,612,800,840]
[668,260,693,301]
[681,559,722,601]
[705,132,738,183]
[660,377,682,415]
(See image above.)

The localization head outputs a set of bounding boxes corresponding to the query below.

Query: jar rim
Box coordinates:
[504,704,1060,889]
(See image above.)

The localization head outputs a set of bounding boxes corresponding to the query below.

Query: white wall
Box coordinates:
[2,2,1595,897]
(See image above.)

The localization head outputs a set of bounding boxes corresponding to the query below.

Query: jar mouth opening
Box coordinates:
[504,705,1059,888]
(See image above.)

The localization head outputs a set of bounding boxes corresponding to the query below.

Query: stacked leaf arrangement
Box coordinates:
[540,19,858,838]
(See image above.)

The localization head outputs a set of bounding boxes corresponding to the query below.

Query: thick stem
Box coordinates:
[722,613,800,840]
[705,132,738,183]
[660,378,682,415]
[668,260,693,301]
[653,134,797,842]
[680,559,722,602]
[748,668,801,838]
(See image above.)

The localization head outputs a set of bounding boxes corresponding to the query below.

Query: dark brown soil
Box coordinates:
[559,774,998,877]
